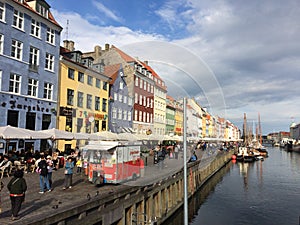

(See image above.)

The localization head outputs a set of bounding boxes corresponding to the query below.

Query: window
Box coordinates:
[11,39,23,60]
[102,98,107,112]
[103,81,108,90]
[9,73,21,94]
[128,111,132,121]
[118,109,122,119]
[87,75,93,85]
[118,93,122,102]
[123,110,127,120]
[37,4,48,18]
[45,53,54,71]
[30,19,40,37]
[151,85,153,93]
[0,1,5,22]
[144,81,147,90]
[86,94,92,109]
[78,72,84,83]
[139,95,143,105]
[114,93,117,101]
[13,9,24,30]
[139,111,142,121]
[27,78,38,97]
[67,89,74,106]
[112,107,117,119]
[143,96,146,106]
[123,96,127,104]
[46,27,55,45]
[120,82,124,89]
[96,78,100,88]
[140,79,143,88]
[135,93,138,104]
[135,77,138,86]
[95,96,100,111]
[77,92,83,107]
[0,34,3,54]
[128,97,133,106]
[134,110,138,121]
[29,46,39,69]
[43,82,53,100]
[68,68,74,80]
[143,112,146,122]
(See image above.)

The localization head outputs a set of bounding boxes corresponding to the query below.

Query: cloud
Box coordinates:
[92,0,122,23]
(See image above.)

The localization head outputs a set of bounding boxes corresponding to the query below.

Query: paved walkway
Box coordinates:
[0,148,221,224]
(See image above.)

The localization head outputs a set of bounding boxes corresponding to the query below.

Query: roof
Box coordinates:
[111,45,136,63]
[104,64,121,84]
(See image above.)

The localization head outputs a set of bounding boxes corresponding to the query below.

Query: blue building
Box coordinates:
[105,64,133,133]
[0,0,62,152]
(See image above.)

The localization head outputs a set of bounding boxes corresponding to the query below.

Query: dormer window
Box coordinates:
[37,3,49,18]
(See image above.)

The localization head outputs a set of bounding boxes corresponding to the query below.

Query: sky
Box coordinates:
[48,0,300,135]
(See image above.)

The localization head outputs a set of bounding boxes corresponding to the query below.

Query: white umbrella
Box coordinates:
[0,125,33,139]
[147,134,164,141]
[117,132,138,141]
[96,131,118,140]
[38,128,74,140]
[74,132,90,140]
[135,133,149,140]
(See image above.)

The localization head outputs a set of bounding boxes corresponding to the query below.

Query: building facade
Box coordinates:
[58,41,111,150]
[0,0,62,151]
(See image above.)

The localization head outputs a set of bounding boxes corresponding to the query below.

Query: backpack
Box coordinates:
[38,160,48,176]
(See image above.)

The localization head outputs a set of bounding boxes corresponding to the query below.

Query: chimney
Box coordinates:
[94,45,102,58]
[105,43,110,51]
[69,40,75,51]
[63,40,69,49]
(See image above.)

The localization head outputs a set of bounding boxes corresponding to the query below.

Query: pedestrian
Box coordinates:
[46,155,53,189]
[7,170,27,221]
[63,157,74,190]
[174,144,179,159]
[37,154,51,193]
[76,157,82,174]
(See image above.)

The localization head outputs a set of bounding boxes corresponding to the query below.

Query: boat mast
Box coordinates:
[258,112,262,145]
[243,113,247,145]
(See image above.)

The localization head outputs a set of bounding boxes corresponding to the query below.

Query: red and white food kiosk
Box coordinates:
[82,141,143,184]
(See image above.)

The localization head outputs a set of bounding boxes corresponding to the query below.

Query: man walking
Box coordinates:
[37,154,51,193]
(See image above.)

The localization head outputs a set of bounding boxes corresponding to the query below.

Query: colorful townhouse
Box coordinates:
[105,63,133,133]
[57,40,111,151]
[174,100,183,136]
[166,95,175,135]
[0,0,62,152]
[83,44,155,134]
[141,61,167,135]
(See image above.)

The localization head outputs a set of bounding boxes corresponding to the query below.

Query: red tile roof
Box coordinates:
[104,64,121,84]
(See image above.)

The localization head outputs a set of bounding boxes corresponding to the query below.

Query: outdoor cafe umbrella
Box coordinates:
[117,132,138,142]
[0,125,34,139]
[96,131,118,140]
[38,128,74,140]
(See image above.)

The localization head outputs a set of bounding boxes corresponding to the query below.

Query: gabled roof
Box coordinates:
[104,64,121,84]
[111,45,136,63]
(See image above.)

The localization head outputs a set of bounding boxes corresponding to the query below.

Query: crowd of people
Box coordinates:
[0,147,83,221]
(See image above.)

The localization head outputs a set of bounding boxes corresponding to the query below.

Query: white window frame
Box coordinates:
[112,107,117,119]
[12,9,24,30]
[118,109,122,120]
[128,111,131,121]
[123,110,127,120]
[120,82,123,90]
[11,39,23,60]
[43,82,53,100]
[0,34,3,54]
[140,79,143,89]
[28,78,38,97]
[30,19,40,38]
[114,93,117,101]
[29,46,39,66]
[134,110,138,121]
[46,27,55,45]
[118,93,122,102]
[135,93,138,104]
[139,95,143,105]
[9,73,21,94]
[45,53,54,71]
[135,77,138,86]
[123,95,127,104]
[0,1,5,22]
[139,111,142,121]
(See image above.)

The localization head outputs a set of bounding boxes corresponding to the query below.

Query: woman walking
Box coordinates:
[63,157,74,190]
[7,170,27,221]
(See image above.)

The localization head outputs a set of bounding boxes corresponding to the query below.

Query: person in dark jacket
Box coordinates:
[7,169,27,221]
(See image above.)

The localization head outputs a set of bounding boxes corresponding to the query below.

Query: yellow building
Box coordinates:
[57,41,111,151]
[174,101,183,136]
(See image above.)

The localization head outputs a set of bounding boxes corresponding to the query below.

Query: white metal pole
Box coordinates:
[183,97,188,225]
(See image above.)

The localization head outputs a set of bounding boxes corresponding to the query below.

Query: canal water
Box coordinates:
[163,147,300,225]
